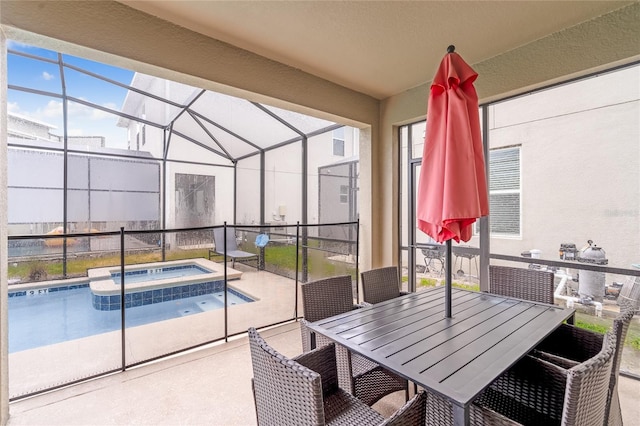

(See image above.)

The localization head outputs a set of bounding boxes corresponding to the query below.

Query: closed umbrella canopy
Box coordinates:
[417,46,488,318]
[417,49,488,243]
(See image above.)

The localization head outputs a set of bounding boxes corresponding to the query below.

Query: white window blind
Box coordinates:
[489,147,521,236]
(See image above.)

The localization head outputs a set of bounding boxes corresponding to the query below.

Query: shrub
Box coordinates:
[28,261,48,281]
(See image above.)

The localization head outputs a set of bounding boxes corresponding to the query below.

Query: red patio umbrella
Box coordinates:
[416,46,488,317]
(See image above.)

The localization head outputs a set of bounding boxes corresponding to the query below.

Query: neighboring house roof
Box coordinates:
[8,111,58,130]
[8,136,155,159]
[319,155,359,170]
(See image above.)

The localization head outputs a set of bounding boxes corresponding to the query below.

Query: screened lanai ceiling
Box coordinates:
[8,43,340,164]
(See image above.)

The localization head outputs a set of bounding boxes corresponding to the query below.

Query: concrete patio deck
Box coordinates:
[6,320,640,425]
[6,263,640,425]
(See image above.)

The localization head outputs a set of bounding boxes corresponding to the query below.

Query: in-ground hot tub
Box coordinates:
[88,258,244,311]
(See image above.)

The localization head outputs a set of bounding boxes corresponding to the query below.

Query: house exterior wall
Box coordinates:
[488,66,640,270]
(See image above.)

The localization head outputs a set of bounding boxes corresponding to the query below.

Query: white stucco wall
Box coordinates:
[488,66,640,269]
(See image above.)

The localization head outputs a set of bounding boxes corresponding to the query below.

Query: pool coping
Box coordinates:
[87,258,242,296]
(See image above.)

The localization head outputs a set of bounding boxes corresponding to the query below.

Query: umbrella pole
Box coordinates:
[445,240,452,318]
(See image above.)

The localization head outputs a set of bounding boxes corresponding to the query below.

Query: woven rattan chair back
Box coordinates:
[299,275,409,407]
[606,307,636,426]
[489,265,555,304]
[618,274,640,310]
[249,327,424,426]
[248,327,325,425]
[470,330,616,426]
[361,266,402,304]
[301,275,355,322]
[561,330,616,426]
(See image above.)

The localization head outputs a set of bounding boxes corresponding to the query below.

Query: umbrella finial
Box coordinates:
[447,45,455,54]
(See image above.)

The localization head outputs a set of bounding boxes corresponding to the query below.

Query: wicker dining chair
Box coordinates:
[618,274,640,311]
[360,266,409,305]
[421,331,616,426]
[476,330,616,426]
[531,306,635,426]
[489,265,555,304]
[248,327,426,426]
[300,275,409,406]
[603,307,635,426]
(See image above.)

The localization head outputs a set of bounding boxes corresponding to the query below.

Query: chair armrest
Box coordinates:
[293,342,339,396]
[530,349,580,370]
[381,390,426,425]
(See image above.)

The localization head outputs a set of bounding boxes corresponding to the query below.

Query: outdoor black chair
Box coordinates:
[248,327,427,426]
[300,275,409,406]
[360,266,409,305]
[421,244,445,275]
[210,227,257,268]
[489,265,555,305]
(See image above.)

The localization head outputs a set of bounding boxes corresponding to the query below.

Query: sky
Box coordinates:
[7,40,135,149]
[6,39,342,155]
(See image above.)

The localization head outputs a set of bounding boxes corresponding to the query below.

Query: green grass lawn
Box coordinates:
[8,243,357,282]
[575,312,640,351]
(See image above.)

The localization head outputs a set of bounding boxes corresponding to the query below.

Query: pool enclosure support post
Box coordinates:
[478,107,490,293]
[295,222,300,319]
[406,125,417,294]
[356,219,360,302]
[161,127,171,263]
[301,136,309,283]
[223,222,228,342]
[120,227,126,370]
[60,52,69,278]
[259,151,266,270]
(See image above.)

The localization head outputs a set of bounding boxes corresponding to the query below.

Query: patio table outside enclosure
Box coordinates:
[307,286,575,425]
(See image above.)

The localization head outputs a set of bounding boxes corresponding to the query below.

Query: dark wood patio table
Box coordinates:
[306,286,575,425]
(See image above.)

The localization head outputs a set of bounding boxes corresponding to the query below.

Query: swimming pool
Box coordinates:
[88,259,243,311]
[8,263,255,353]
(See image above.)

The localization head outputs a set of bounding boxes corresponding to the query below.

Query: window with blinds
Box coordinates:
[488,146,521,236]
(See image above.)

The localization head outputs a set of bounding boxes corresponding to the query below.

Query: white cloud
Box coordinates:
[41,100,63,118]
[7,102,20,113]
[42,71,55,81]
[6,40,30,50]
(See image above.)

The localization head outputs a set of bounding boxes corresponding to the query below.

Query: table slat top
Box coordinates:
[307,286,574,407]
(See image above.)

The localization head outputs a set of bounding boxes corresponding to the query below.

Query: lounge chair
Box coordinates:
[210,227,258,268]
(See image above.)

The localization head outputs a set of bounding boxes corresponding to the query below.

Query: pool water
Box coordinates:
[111,265,209,284]
[8,285,251,353]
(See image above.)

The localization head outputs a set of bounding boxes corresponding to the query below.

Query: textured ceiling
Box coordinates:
[119,1,630,100]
